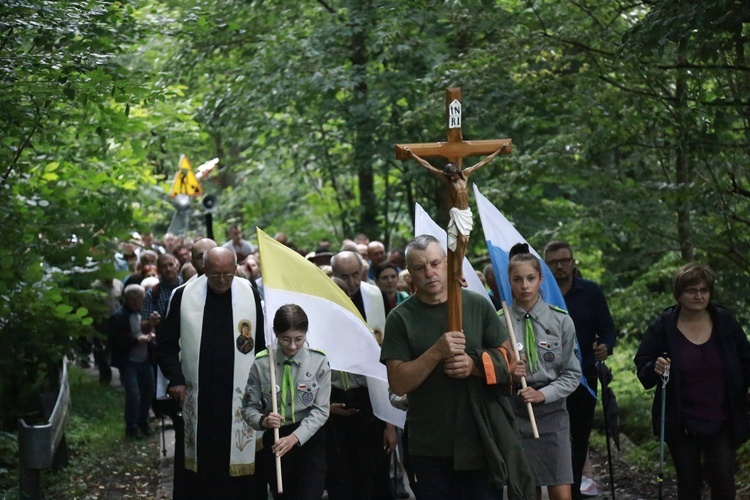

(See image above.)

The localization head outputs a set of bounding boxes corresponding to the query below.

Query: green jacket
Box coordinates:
[463,347,535,500]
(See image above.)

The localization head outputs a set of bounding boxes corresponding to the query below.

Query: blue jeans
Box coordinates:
[120,359,155,432]
[410,456,503,500]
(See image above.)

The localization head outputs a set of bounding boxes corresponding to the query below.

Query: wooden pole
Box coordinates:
[501,301,539,439]
[446,88,463,332]
[447,253,463,332]
[266,343,284,493]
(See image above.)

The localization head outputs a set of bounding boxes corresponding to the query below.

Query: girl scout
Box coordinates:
[243,304,331,499]
[507,243,581,500]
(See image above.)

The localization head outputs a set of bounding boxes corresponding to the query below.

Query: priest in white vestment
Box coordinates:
[158,247,265,499]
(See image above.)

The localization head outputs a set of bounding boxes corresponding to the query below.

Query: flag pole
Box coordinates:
[266,342,284,493]
[501,300,539,439]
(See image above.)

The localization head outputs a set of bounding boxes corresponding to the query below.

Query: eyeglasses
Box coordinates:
[277,336,306,346]
[207,272,234,281]
[683,287,710,296]
[545,258,573,267]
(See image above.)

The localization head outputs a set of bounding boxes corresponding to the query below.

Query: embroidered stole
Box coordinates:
[180,275,259,476]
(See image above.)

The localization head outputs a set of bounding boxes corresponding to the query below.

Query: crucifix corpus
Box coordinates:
[396,88,511,331]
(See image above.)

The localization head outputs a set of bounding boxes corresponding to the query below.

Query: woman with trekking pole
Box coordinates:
[635,263,750,499]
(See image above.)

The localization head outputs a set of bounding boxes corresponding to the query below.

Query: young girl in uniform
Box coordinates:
[507,243,581,500]
[242,304,331,499]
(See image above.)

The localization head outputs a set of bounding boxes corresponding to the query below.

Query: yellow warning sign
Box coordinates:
[169,155,203,198]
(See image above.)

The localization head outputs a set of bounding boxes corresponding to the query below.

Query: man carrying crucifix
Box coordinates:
[381,234,535,499]
[404,145,508,287]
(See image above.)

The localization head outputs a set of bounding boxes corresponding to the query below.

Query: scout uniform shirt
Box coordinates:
[505,297,581,403]
[331,370,367,391]
[242,346,331,445]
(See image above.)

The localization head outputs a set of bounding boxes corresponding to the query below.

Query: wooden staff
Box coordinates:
[501,301,539,439]
[266,343,284,493]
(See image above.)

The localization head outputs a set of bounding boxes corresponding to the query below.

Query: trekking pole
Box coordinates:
[161,415,167,457]
[598,362,615,500]
[658,362,670,500]
[392,445,398,496]
[604,414,615,500]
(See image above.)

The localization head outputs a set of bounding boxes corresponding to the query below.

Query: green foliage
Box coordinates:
[12,0,749,349]
[0,0,184,430]
[0,367,161,497]
[0,431,18,471]
[54,369,124,455]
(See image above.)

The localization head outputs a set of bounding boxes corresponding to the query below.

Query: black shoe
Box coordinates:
[138,423,153,436]
[125,429,142,441]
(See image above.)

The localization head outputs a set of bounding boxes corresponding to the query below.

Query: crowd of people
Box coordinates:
[94,225,750,500]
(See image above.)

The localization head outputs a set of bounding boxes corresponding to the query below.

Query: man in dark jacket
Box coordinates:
[544,241,617,499]
[108,284,155,439]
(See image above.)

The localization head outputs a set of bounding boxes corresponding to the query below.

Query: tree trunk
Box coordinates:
[674,57,694,262]
[348,0,379,240]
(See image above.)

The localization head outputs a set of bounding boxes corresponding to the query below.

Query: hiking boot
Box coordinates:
[125,429,142,441]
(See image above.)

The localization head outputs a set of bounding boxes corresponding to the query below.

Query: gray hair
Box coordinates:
[123,284,145,301]
[405,234,445,267]
[330,251,363,273]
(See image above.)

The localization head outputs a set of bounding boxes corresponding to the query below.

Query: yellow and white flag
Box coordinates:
[257,228,406,428]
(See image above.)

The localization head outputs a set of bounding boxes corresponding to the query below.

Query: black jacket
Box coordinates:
[107,304,140,369]
[634,304,750,444]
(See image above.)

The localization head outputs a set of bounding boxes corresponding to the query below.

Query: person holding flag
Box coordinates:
[507,243,581,500]
[253,228,408,497]
[243,303,331,500]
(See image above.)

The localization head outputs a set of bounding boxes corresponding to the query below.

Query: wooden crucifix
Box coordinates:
[396,88,512,331]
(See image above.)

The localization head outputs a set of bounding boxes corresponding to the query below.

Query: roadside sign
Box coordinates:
[169,155,203,198]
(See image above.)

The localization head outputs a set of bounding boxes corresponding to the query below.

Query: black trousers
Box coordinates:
[326,387,393,499]
[667,423,737,500]
[262,422,327,500]
[410,456,502,500]
[566,377,597,499]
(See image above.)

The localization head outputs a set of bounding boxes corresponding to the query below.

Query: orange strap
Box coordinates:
[496,346,511,372]
[482,347,513,386]
[482,352,497,385]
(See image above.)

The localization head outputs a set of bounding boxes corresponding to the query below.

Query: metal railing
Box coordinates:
[17,359,71,499]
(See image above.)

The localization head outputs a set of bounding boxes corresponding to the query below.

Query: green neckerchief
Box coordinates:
[281,360,296,423]
[524,313,538,373]
[341,372,350,391]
